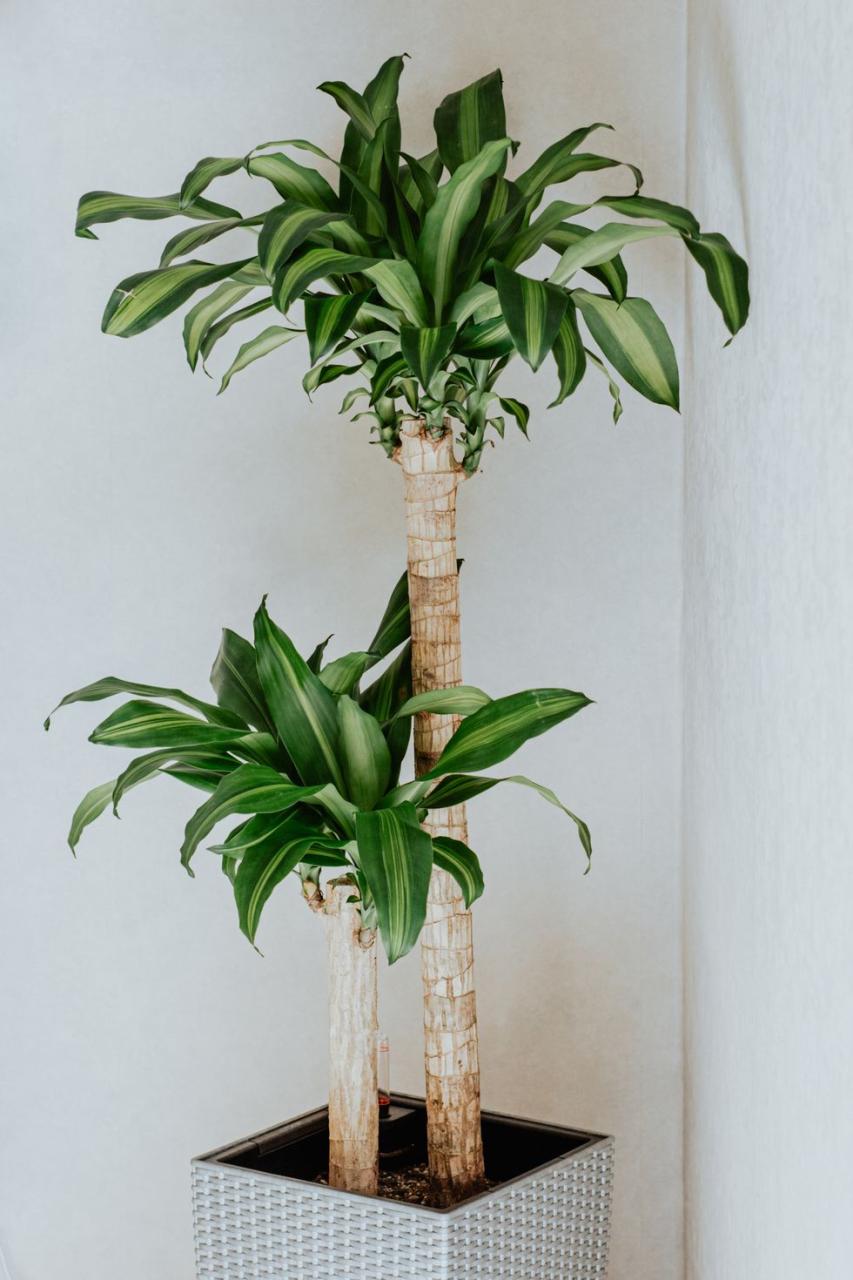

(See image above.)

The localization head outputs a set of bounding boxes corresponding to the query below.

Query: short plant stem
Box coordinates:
[399,416,486,1205]
[325,880,379,1195]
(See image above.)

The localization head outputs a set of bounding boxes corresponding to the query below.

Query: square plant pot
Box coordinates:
[192,1094,614,1280]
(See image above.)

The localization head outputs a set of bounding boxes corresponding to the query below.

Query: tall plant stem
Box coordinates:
[398,416,486,1205]
[325,880,379,1195]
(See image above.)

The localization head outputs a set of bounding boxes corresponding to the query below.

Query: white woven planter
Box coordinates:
[192,1096,614,1280]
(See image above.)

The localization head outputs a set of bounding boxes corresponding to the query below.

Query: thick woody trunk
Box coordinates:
[324,880,379,1195]
[399,416,486,1205]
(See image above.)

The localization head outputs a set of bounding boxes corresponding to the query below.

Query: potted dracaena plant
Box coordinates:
[48,581,608,1280]
[69,52,749,1274]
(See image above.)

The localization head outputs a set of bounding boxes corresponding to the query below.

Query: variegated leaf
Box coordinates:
[433,69,507,174]
[574,290,679,409]
[102,258,253,338]
[494,263,568,371]
[218,325,300,394]
[399,323,456,392]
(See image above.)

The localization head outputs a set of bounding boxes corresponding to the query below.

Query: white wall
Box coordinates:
[684,1,853,1276]
[0,3,686,1278]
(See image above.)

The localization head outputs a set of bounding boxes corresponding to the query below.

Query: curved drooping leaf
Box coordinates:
[304,292,368,364]
[180,156,247,206]
[498,396,530,436]
[273,248,376,314]
[303,361,359,395]
[201,298,274,368]
[159,217,247,268]
[233,816,332,943]
[431,835,484,907]
[75,190,241,239]
[454,314,514,359]
[363,261,429,327]
[433,69,507,174]
[684,231,750,337]
[449,281,498,326]
[318,80,376,140]
[359,643,413,784]
[597,193,700,236]
[247,152,337,209]
[418,137,513,321]
[210,629,275,735]
[183,281,254,370]
[111,746,236,812]
[370,351,409,403]
[574,291,679,409]
[253,599,344,789]
[550,301,586,406]
[585,348,624,423]
[500,199,586,270]
[395,686,492,719]
[543,222,628,302]
[355,803,433,963]
[258,203,345,279]
[424,771,592,866]
[400,150,440,213]
[494,263,568,371]
[513,123,614,200]
[400,323,457,392]
[180,762,324,869]
[549,222,678,287]
[45,675,245,731]
[426,687,592,777]
[164,758,235,791]
[218,325,300,394]
[68,780,115,853]
[337,694,391,810]
[89,700,247,749]
[102,259,253,338]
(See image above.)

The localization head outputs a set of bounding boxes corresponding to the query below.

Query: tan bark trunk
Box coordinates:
[398,416,486,1205]
[324,880,379,1195]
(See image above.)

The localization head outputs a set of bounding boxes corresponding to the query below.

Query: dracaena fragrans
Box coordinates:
[47,575,591,965]
[77,58,748,473]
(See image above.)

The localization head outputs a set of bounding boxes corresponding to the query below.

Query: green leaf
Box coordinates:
[158,217,247,268]
[165,759,234,792]
[112,747,235,812]
[426,688,593,777]
[200,297,273,368]
[494,263,568,371]
[318,650,376,695]
[500,199,586,270]
[355,803,433,963]
[598,193,699,236]
[419,137,513,321]
[273,248,375,314]
[359,643,413,785]
[543,222,628,302]
[434,69,507,174]
[75,190,240,238]
[180,156,246,206]
[363,260,429,327]
[304,292,368,364]
[574,291,679,409]
[180,762,323,870]
[247,153,337,210]
[45,675,245,731]
[233,816,329,943]
[550,301,586,406]
[449,282,498,326]
[102,259,253,338]
[258,203,345,279]
[513,124,614,200]
[549,222,678,287]
[431,836,484,907]
[318,80,376,141]
[684,231,750,337]
[370,351,409,403]
[454,314,514,359]
[395,686,491,719]
[425,772,592,867]
[183,280,254,371]
[400,151,440,213]
[303,362,358,395]
[399,323,457,391]
[585,348,624,423]
[253,598,344,789]
[365,571,409,663]
[497,396,530,437]
[210,629,275,735]
[89,700,247,749]
[217,325,299,393]
[68,780,115,853]
[337,695,391,810]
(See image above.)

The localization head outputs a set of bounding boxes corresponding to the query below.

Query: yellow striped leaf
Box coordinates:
[355,803,433,963]
[513,123,615,198]
[273,247,375,313]
[89,700,246,749]
[494,263,568,371]
[258,203,344,279]
[233,817,332,943]
[550,302,586,406]
[75,190,240,238]
[180,156,246,206]
[304,292,368,364]
[434,69,507,174]
[102,258,253,338]
[426,688,592,776]
[431,836,484,907]
[549,222,679,287]
[399,322,456,391]
[247,152,337,210]
[574,290,679,409]
[218,325,300,394]
[363,260,429,327]
[684,231,750,337]
[337,694,391,810]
